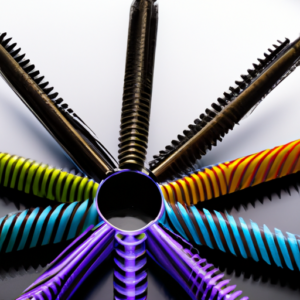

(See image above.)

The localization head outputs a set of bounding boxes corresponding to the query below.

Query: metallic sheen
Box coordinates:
[0,33,117,181]
[118,0,158,170]
[151,37,300,182]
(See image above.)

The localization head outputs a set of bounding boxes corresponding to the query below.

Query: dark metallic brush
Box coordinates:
[118,0,158,171]
[0,33,117,182]
[150,37,300,182]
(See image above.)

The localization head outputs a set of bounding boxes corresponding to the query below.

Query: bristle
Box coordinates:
[150,38,291,180]
[39,81,49,89]
[34,76,44,84]
[14,53,25,63]
[19,59,30,67]
[2,37,12,47]
[0,32,79,124]
[6,42,16,52]
[23,64,35,73]
[30,70,39,78]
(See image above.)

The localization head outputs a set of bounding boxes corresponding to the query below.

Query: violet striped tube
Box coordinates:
[0,199,98,253]
[147,223,248,300]
[160,200,300,271]
[114,233,148,300]
[17,222,115,300]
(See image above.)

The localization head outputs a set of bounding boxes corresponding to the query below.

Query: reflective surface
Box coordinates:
[1,0,300,299]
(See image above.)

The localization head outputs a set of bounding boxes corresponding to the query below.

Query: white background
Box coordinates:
[0,0,300,299]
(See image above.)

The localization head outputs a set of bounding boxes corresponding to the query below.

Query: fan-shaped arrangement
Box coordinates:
[0,1,300,299]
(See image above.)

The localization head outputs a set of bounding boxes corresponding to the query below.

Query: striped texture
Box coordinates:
[0,153,99,202]
[17,223,115,300]
[161,201,300,271]
[114,233,148,300]
[118,0,158,170]
[161,139,300,205]
[0,199,98,253]
[147,224,248,300]
[149,39,291,181]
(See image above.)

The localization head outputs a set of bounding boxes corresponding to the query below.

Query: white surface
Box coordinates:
[0,0,300,170]
[0,1,300,299]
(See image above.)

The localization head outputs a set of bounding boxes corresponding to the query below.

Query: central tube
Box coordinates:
[95,169,164,300]
[95,169,164,299]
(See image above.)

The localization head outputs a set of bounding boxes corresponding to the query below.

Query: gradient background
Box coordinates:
[1,0,300,299]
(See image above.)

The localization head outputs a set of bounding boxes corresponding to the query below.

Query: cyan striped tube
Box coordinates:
[0,153,99,202]
[0,199,99,253]
[160,200,300,271]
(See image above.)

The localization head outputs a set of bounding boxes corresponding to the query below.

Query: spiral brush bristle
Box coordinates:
[0,152,99,203]
[0,200,98,254]
[0,32,81,121]
[0,32,118,180]
[149,38,291,181]
[161,201,300,271]
[118,0,158,170]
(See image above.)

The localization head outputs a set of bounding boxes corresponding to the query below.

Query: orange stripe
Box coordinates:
[287,146,300,174]
[197,172,208,200]
[189,175,201,204]
[164,139,300,205]
[248,149,274,187]
[211,167,222,197]
[228,153,254,188]
[176,180,189,206]
[235,153,261,190]
[275,140,300,178]
[261,145,283,182]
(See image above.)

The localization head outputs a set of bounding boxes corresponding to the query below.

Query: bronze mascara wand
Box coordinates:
[0,33,117,181]
[150,37,300,182]
[118,0,158,171]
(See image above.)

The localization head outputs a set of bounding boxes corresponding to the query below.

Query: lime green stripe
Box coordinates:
[18,160,33,191]
[46,169,61,200]
[77,177,88,201]
[33,164,48,197]
[3,155,18,187]
[61,173,75,202]
[41,167,54,197]
[55,171,68,201]
[0,152,98,203]
[0,154,11,184]
[25,162,40,193]
[84,180,94,200]
[69,176,82,202]
[10,157,26,188]
[92,182,99,199]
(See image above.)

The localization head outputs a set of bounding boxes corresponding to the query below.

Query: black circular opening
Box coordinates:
[97,171,162,231]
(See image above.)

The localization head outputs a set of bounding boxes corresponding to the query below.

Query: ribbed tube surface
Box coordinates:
[151,37,300,182]
[0,153,99,202]
[118,0,158,170]
[161,139,300,205]
[17,223,115,300]
[147,224,248,300]
[0,32,117,181]
[114,233,148,300]
[150,38,290,176]
[0,199,98,253]
[161,201,300,271]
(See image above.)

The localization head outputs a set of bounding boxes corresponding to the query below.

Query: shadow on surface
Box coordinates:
[196,172,300,213]
[0,240,72,276]
[0,186,57,215]
[73,254,191,300]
